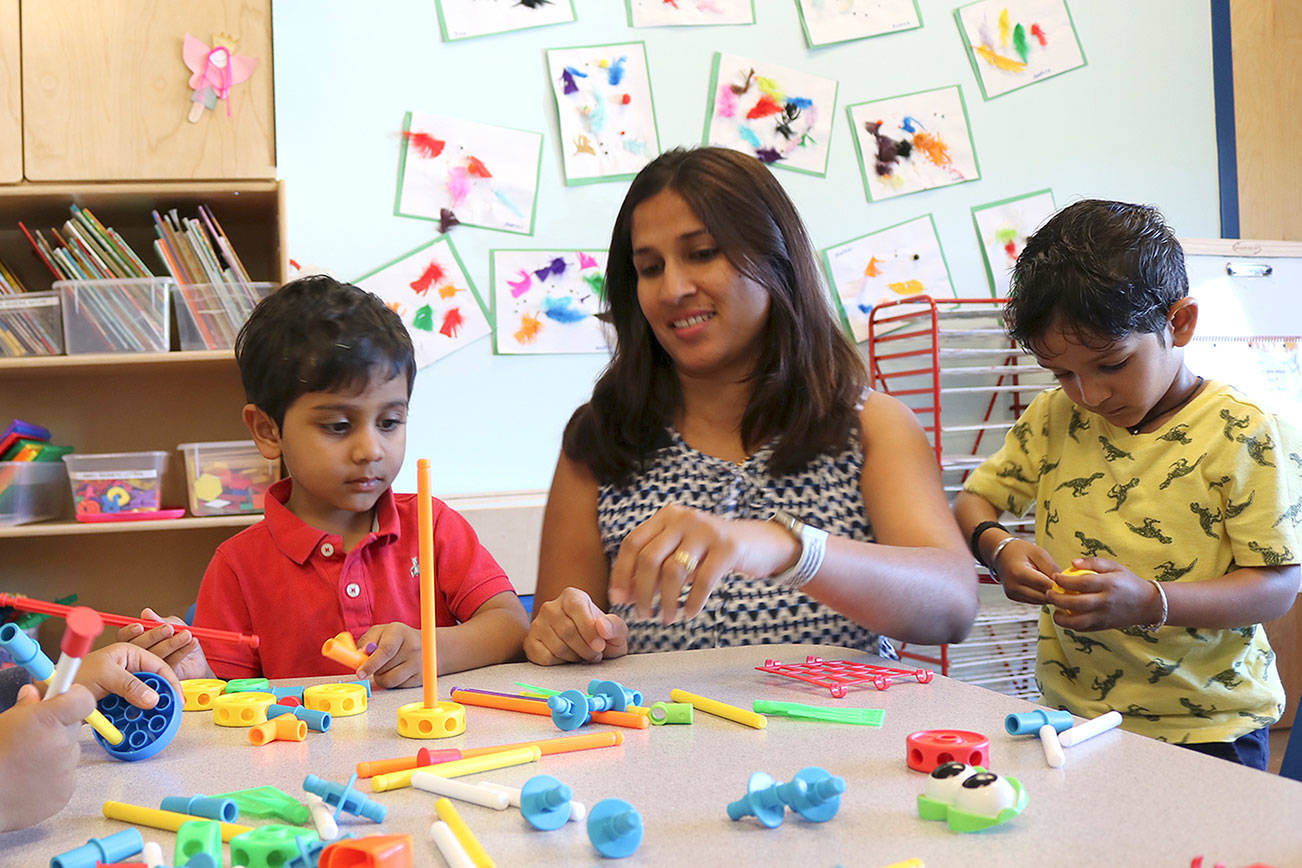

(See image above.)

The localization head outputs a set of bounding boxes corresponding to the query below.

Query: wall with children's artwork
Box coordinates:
[271,0,1219,498]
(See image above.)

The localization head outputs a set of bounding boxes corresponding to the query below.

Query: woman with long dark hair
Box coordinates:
[525,147,977,665]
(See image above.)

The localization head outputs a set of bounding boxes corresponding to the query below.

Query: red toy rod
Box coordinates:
[0,594,260,649]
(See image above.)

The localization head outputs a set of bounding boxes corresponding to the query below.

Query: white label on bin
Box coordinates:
[71,469,159,481]
[0,296,59,310]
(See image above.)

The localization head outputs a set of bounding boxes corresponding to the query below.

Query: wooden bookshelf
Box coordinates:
[0,0,19,184]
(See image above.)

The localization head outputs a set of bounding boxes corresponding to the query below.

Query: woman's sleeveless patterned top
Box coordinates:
[596,417,895,658]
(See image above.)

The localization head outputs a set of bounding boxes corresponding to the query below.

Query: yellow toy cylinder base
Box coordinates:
[181,679,228,711]
[303,683,368,717]
[212,691,277,727]
[397,700,466,739]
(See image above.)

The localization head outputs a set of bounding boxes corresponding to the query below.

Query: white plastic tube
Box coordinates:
[1039,723,1066,768]
[430,819,476,868]
[306,793,339,841]
[477,780,587,822]
[142,841,164,868]
[1058,710,1123,748]
[412,771,510,810]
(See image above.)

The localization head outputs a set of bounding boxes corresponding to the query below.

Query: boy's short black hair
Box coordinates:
[235,275,415,426]
[1006,199,1188,351]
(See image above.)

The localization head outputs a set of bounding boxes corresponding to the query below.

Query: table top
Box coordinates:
[2,644,1300,867]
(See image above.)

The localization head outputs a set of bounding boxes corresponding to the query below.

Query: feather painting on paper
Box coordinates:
[971,189,1057,296]
[846,85,980,202]
[627,0,754,27]
[547,43,660,185]
[794,0,922,48]
[704,53,837,177]
[955,0,1086,99]
[491,249,612,354]
[354,237,491,369]
[396,112,542,235]
[435,0,576,41]
[823,215,955,343]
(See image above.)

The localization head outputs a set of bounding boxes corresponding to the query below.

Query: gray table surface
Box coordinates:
[2,644,1299,867]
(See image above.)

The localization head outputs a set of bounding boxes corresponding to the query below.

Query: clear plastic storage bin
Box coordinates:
[0,291,64,357]
[0,461,68,525]
[178,440,280,516]
[56,277,172,354]
[173,282,275,351]
[63,450,171,517]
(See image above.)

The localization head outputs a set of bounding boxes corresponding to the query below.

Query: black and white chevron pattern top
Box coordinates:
[597,422,895,658]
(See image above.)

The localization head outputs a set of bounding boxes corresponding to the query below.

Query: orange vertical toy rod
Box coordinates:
[418,458,438,709]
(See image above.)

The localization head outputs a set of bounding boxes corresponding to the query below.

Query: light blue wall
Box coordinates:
[272,0,1219,496]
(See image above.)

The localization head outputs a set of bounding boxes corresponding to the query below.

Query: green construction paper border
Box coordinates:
[547,41,662,187]
[435,0,578,43]
[845,84,982,204]
[624,0,756,27]
[394,112,544,237]
[701,51,837,178]
[488,248,607,355]
[969,188,1056,298]
[794,0,924,49]
[351,235,492,363]
[953,0,1089,101]
[820,212,955,344]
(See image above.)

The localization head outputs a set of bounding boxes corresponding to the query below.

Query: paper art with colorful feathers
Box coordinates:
[794,0,922,48]
[435,0,577,41]
[182,33,258,123]
[396,112,542,235]
[955,0,1086,99]
[822,214,955,343]
[971,189,1056,296]
[703,53,838,176]
[627,0,754,27]
[847,85,980,202]
[491,249,613,355]
[547,42,661,185]
[354,237,491,370]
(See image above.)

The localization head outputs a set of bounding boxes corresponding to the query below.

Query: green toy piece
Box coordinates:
[229,824,317,868]
[174,819,222,867]
[752,700,885,726]
[916,766,1028,833]
[224,677,272,694]
[212,786,311,825]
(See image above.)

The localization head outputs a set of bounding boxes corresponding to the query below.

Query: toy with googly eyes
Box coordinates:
[917,762,1027,833]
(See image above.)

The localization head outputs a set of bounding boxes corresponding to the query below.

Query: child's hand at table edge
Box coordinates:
[75,642,183,708]
[1046,557,1160,631]
[116,607,213,681]
[355,622,422,689]
[0,683,94,832]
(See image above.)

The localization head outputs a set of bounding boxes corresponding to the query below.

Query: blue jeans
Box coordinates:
[1177,725,1271,770]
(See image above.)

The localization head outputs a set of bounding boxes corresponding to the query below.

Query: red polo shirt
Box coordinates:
[194,478,514,679]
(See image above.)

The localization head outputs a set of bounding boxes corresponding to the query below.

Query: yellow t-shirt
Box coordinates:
[964,381,1300,743]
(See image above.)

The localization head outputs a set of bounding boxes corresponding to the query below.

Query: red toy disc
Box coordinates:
[906,729,990,773]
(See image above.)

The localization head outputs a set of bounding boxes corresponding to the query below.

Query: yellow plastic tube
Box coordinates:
[371,745,542,793]
[102,801,252,841]
[435,797,494,868]
[670,688,767,729]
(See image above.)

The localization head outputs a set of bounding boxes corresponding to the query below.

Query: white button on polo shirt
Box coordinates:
[320,542,335,558]
[345,582,361,598]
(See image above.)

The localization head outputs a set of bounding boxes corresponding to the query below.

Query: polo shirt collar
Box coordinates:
[263,477,402,564]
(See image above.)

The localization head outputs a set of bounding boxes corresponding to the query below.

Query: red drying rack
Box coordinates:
[865,295,1050,678]
[755,656,934,698]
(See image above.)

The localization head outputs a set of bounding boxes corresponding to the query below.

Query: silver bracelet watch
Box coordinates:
[766,510,830,591]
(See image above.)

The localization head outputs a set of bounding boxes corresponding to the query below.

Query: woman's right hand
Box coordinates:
[524,587,629,665]
[994,538,1060,605]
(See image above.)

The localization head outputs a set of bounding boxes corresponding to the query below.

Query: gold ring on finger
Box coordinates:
[671,549,699,574]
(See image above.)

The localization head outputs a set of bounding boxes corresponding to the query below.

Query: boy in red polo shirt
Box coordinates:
[119,276,529,684]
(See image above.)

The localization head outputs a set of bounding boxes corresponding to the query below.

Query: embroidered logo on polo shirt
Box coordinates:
[411,557,420,578]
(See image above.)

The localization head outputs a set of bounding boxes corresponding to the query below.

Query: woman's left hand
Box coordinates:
[608,504,800,624]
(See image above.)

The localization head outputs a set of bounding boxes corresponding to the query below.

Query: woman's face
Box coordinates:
[629,189,771,382]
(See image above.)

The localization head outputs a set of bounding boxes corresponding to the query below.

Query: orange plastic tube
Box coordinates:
[356,748,462,779]
[448,689,649,730]
[249,712,308,745]
[460,729,623,759]
[321,634,369,670]
[418,459,438,708]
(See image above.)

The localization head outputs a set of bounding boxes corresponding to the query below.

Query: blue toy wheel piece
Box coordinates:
[94,671,183,761]
[520,774,573,831]
[548,689,591,731]
[779,766,845,823]
[587,798,643,859]
[726,771,789,828]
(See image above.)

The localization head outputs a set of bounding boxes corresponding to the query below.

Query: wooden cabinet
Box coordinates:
[20,0,274,181]
[0,181,285,639]
[0,0,20,183]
